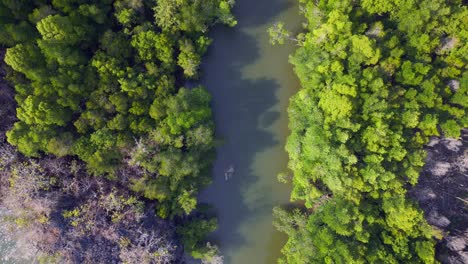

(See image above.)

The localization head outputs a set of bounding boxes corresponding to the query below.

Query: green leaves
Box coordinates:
[268,22,291,45]
[154,0,235,32]
[5,43,45,80]
[2,0,230,227]
[278,0,467,262]
[178,39,201,77]
[168,88,211,134]
[318,87,353,122]
[1,1,233,262]
[37,15,89,44]
[6,121,55,157]
[17,95,72,126]
[131,30,174,65]
[349,35,380,66]
[177,218,218,259]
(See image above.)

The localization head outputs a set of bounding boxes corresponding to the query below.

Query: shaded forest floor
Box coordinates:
[409,132,468,264]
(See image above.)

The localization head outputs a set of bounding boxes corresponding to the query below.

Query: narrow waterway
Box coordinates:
[199,1,302,263]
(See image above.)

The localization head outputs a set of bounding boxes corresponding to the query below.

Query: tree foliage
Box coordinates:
[276,0,467,263]
[1,0,236,261]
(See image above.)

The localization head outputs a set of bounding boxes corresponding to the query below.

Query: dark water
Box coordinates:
[199,1,302,263]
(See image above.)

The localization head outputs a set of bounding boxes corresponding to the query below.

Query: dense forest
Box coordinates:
[0,0,235,262]
[273,0,467,263]
[1,0,467,263]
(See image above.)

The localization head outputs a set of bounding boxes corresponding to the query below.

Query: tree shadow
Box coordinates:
[198,0,296,263]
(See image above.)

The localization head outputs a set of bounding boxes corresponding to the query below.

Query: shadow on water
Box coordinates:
[198,0,297,263]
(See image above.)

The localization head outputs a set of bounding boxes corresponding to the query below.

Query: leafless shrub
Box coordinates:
[127,138,150,167]
[445,138,463,152]
[365,22,383,38]
[0,153,181,263]
[454,150,468,174]
[446,235,467,252]
[62,175,95,196]
[200,243,223,264]
[436,37,459,54]
[0,144,17,168]
[430,161,451,177]
[448,80,460,93]
[120,228,176,264]
[427,209,451,228]
[41,157,69,177]
[0,173,58,262]
[99,189,144,224]
[117,164,144,185]
[8,160,54,203]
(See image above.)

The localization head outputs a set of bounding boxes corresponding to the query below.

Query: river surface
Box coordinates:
[199,1,302,263]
